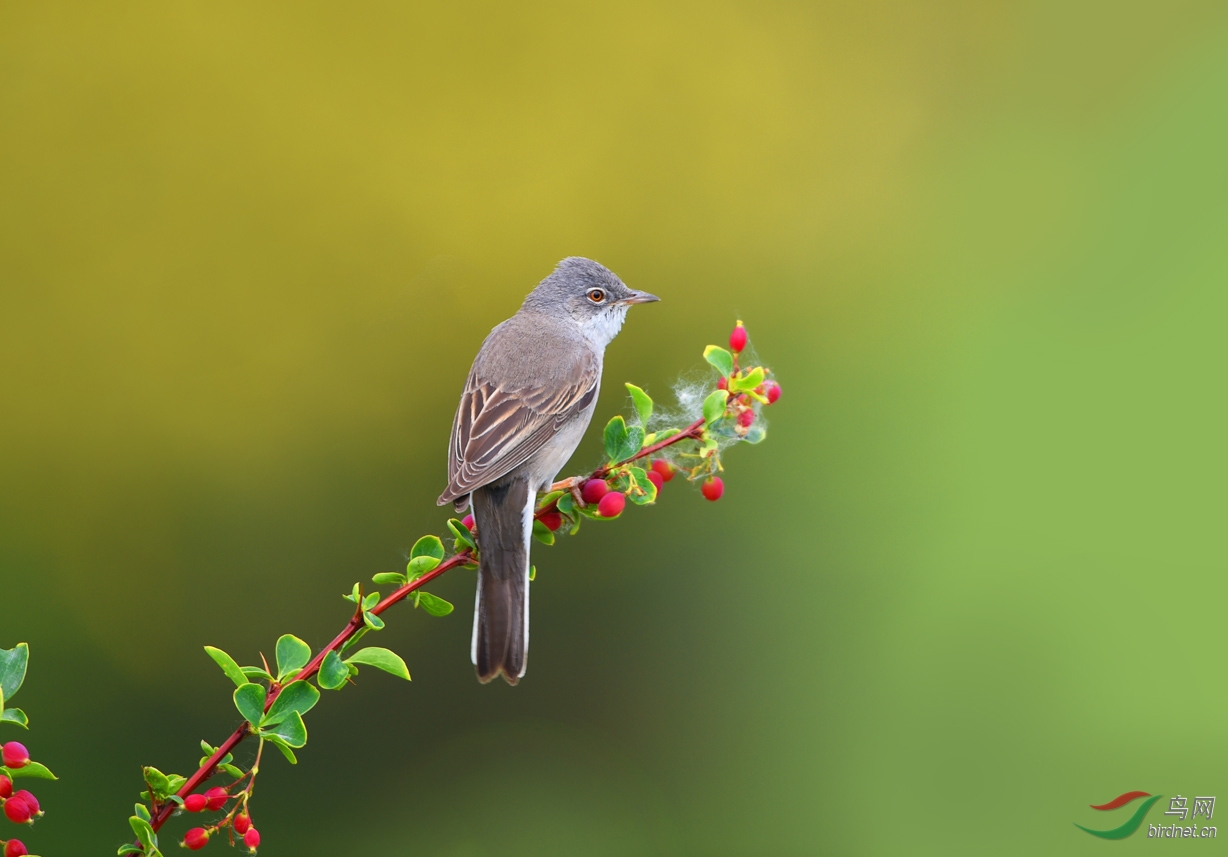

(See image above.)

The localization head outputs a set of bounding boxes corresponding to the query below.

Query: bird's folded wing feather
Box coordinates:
[439,354,599,502]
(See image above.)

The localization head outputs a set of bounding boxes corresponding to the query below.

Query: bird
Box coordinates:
[437,257,659,684]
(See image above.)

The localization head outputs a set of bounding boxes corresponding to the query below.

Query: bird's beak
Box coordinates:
[620,290,660,305]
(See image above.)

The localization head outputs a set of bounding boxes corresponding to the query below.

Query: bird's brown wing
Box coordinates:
[437,355,599,504]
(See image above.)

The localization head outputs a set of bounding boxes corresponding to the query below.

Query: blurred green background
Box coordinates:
[2,2,1226,854]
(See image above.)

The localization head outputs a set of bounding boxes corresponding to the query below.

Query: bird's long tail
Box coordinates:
[471,476,533,685]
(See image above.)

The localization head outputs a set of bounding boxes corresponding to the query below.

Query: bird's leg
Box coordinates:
[548,474,589,508]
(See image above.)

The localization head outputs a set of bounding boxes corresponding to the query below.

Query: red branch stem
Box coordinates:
[144,415,708,837]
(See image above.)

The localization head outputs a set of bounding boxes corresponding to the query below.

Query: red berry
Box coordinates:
[184,793,208,813]
[10,794,36,818]
[204,787,228,811]
[234,812,251,834]
[0,775,11,799]
[762,380,780,404]
[701,477,724,501]
[716,376,727,390]
[1,744,28,770]
[539,510,563,532]
[3,797,31,825]
[461,513,475,530]
[597,491,626,518]
[651,459,675,482]
[183,827,210,850]
[729,323,747,353]
[580,479,610,505]
[5,838,28,857]
[244,827,261,850]
[646,470,664,492]
[738,409,754,428]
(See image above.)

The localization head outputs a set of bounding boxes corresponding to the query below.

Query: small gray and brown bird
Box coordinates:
[437,257,658,684]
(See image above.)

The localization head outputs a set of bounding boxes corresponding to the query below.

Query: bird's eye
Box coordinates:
[587,289,606,303]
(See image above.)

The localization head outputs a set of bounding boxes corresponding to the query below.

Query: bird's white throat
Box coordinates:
[581,304,630,349]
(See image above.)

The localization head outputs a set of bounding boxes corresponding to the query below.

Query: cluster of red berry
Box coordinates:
[179,787,260,852]
[1,743,41,856]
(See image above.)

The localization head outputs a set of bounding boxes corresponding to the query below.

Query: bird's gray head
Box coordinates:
[521,257,659,348]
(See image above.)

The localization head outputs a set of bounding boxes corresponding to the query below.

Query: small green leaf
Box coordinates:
[318,650,349,690]
[261,680,320,727]
[262,710,307,748]
[343,582,362,604]
[275,635,311,680]
[143,766,171,796]
[10,760,56,780]
[165,774,187,793]
[134,803,152,822]
[129,815,157,852]
[240,666,275,682]
[703,390,729,425]
[411,535,445,561]
[703,345,734,377]
[363,611,385,630]
[339,627,369,655]
[625,383,653,426]
[417,591,454,617]
[408,555,441,578]
[447,518,475,549]
[729,366,764,393]
[744,422,767,444]
[263,733,298,764]
[0,643,29,704]
[0,707,28,728]
[362,592,381,611]
[200,740,216,755]
[604,415,629,461]
[345,646,411,680]
[221,764,244,779]
[119,845,145,855]
[529,564,537,581]
[233,682,267,724]
[372,572,406,586]
[626,466,657,505]
[203,646,247,688]
[556,493,574,514]
[532,518,555,545]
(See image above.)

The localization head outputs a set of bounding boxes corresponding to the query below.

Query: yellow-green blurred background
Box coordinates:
[2,2,1226,854]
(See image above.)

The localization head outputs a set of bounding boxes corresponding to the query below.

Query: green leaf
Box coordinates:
[626,466,657,505]
[362,592,381,611]
[129,815,158,853]
[275,634,311,680]
[261,680,320,727]
[0,643,29,705]
[363,611,385,630]
[744,422,767,444]
[703,390,729,425]
[408,555,441,578]
[118,845,145,855]
[703,345,734,377]
[411,535,445,561]
[556,493,574,515]
[532,518,555,545]
[625,383,653,425]
[134,803,152,822]
[416,591,454,617]
[165,774,187,793]
[0,707,28,728]
[603,416,644,463]
[233,682,267,724]
[339,627,369,655]
[345,647,411,681]
[343,582,362,604]
[240,666,275,682]
[263,733,298,764]
[143,766,170,796]
[221,764,244,779]
[447,518,475,550]
[318,650,349,690]
[203,646,247,688]
[10,760,56,780]
[529,564,537,581]
[261,710,307,748]
[728,366,764,393]
[372,571,406,586]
